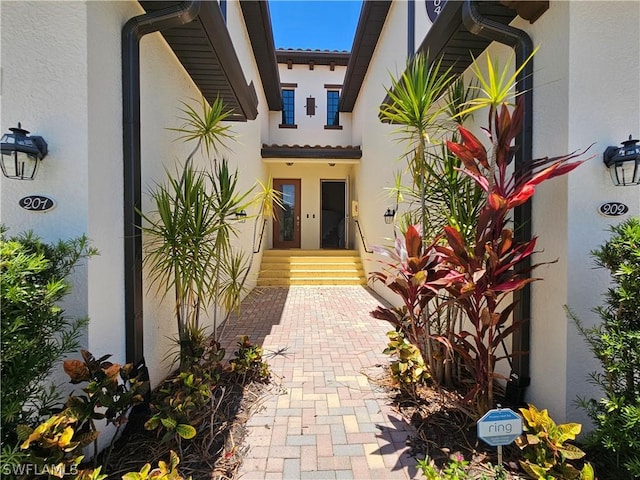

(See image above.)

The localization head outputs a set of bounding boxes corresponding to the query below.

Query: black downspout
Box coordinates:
[461,0,533,403]
[122,1,201,369]
[407,0,415,58]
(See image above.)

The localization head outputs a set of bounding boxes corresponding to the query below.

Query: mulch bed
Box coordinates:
[102,378,278,480]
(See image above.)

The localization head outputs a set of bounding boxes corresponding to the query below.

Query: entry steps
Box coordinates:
[257,249,367,286]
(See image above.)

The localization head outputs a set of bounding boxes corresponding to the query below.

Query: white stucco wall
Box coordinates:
[269,63,353,146]
[512,0,639,425]
[266,161,355,249]
[350,0,419,307]
[1,0,272,393]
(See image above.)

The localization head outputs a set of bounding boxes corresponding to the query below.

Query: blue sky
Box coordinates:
[269,1,363,51]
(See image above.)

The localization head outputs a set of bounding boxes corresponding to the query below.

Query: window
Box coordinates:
[281,89,295,126]
[326,90,340,126]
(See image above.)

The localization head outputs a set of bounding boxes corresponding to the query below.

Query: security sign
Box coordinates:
[477,407,522,447]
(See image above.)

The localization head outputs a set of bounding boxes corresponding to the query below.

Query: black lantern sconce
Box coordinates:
[383,208,395,224]
[234,209,247,223]
[603,135,640,186]
[1,123,48,180]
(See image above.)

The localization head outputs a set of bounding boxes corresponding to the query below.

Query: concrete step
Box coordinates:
[258,249,366,286]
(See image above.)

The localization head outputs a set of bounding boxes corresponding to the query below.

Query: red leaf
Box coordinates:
[447,141,482,176]
[405,225,422,258]
[458,126,489,169]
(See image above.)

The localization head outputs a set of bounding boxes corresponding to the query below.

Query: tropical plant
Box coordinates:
[1,230,95,445]
[382,330,428,392]
[378,56,484,388]
[18,409,94,478]
[570,217,640,479]
[370,225,462,385]
[434,47,589,413]
[62,350,146,467]
[515,404,595,480]
[228,336,270,384]
[379,52,456,243]
[140,97,254,371]
[121,451,191,480]
[144,368,211,448]
[416,453,497,480]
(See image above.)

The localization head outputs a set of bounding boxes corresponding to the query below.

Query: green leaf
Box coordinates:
[175,423,197,439]
[160,417,177,430]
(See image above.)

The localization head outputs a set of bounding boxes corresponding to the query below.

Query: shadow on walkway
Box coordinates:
[218,287,290,359]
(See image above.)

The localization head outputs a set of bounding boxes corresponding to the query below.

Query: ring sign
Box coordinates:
[477,407,522,447]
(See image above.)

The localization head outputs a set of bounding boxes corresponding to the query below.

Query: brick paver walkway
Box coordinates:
[220,286,417,480]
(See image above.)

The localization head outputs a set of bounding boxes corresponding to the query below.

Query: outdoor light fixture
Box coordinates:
[234,209,247,223]
[1,123,48,180]
[603,135,640,186]
[384,208,395,224]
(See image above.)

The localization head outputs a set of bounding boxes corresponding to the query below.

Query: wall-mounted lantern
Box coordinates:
[234,209,247,223]
[603,135,640,186]
[1,123,48,180]
[384,208,395,224]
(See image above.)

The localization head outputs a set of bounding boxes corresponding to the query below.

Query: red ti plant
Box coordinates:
[439,96,589,414]
[370,225,462,384]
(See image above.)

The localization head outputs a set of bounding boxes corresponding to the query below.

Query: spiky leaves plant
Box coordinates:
[140,162,219,371]
[380,53,455,245]
[140,96,254,371]
[208,158,253,342]
[170,96,234,159]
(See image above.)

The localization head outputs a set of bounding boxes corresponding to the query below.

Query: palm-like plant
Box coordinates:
[380,53,454,243]
[140,96,254,371]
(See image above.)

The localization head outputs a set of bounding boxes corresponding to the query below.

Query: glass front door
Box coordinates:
[273,179,301,249]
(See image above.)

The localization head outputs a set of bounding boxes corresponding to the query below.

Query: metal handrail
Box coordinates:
[354,219,373,254]
[254,218,267,254]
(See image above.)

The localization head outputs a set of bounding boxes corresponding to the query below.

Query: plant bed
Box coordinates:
[377,372,527,479]
[103,373,275,480]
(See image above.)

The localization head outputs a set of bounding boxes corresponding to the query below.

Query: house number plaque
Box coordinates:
[19,195,56,212]
[599,202,628,217]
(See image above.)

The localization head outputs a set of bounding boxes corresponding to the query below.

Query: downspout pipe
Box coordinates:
[122,1,201,368]
[461,0,533,403]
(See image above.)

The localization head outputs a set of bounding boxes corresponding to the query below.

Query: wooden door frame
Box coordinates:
[273,178,301,249]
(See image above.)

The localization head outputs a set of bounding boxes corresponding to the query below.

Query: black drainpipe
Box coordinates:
[122,1,201,371]
[407,0,415,58]
[461,0,533,404]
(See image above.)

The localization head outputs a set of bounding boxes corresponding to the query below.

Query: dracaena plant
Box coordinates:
[438,53,589,413]
[370,225,462,382]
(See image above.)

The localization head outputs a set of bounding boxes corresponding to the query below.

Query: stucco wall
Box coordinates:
[266,162,355,249]
[269,63,353,146]
[351,0,421,307]
[512,0,640,425]
[1,0,271,392]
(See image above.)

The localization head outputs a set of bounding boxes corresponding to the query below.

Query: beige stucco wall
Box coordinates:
[1,0,269,393]
[351,0,420,306]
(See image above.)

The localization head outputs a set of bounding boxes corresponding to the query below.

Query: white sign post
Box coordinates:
[477,406,523,465]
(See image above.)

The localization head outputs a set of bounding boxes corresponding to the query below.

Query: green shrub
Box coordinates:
[571,217,640,479]
[228,335,270,384]
[515,404,594,480]
[1,230,96,445]
[382,330,428,392]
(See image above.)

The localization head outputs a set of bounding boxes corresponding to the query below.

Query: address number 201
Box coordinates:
[599,202,629,217]
[19,195,56,212]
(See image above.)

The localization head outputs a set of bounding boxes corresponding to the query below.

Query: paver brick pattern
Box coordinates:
[221,286,417,480]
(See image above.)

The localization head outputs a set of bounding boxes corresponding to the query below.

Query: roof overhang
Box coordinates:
[379,0,548,121]
[261,144,362,160]
[139,0,258,121]
[239,0,282,111]
[340,0,392,112]
[276,50,350,67]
